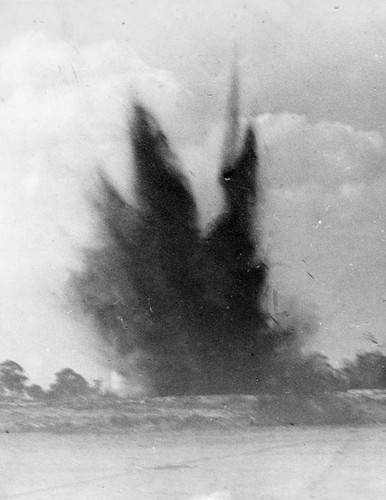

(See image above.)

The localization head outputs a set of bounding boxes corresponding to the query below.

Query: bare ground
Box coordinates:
[1,391,386,433]
[1,425,386,499]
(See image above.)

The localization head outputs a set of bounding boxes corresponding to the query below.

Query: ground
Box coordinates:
[1,391,386,433]
[1,392,386,499]
[1,426,386,499]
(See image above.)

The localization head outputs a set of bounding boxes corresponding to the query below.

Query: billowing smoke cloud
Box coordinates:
[0,31,193,386]
[3,30,385,390]
[70,78,303,396]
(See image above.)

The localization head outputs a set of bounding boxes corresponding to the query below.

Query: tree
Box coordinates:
[343,351,386,389]
[263,353,346,394]
[48,368,92,400]
[0,360,28,395]
[26,384,47,401]
[288,353,346,393]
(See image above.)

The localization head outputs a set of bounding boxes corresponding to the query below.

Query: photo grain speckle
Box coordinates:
[1,1,386,498]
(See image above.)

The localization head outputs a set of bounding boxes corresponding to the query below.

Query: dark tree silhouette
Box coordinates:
[0,360,28,395]
[49,368,92,400]
[26,384,47,401]
[343,351,386,389]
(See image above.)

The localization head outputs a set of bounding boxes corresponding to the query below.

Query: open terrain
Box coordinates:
[1,391,386,433]
[1,392,386,499]
[1,425,386,499]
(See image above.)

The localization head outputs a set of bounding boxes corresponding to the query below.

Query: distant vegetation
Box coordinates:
[0,361,104,403]
[0,351,386,404]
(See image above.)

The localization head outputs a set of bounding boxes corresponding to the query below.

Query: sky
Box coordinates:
[1,0,386,387]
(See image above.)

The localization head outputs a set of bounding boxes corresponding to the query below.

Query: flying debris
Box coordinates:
[364,333,383,347]
[70,70,298,396]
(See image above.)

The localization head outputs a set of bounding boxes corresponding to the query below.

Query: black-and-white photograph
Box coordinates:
[1,1,386,498]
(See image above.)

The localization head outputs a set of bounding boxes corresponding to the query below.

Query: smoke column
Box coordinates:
[70,76,296,396]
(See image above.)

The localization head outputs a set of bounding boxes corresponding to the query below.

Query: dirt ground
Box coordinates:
[1,425,386,499]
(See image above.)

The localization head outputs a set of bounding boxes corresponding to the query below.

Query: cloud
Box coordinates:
[2,25,386,384]
[0,31,191,384]
[164,110,386,365]
[257,113,385,188]
[252,113,386,360]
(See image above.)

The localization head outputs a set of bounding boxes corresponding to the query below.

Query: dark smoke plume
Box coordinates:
[70,80,297,396]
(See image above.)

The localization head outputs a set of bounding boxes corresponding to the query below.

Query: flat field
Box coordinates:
[1,426,386,499]
[2,392,386,499]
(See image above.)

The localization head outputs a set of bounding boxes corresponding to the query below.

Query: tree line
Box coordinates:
[0,360,102,402]
[0,351,386,402]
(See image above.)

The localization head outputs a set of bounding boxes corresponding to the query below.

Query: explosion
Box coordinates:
[70,74,297,396]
